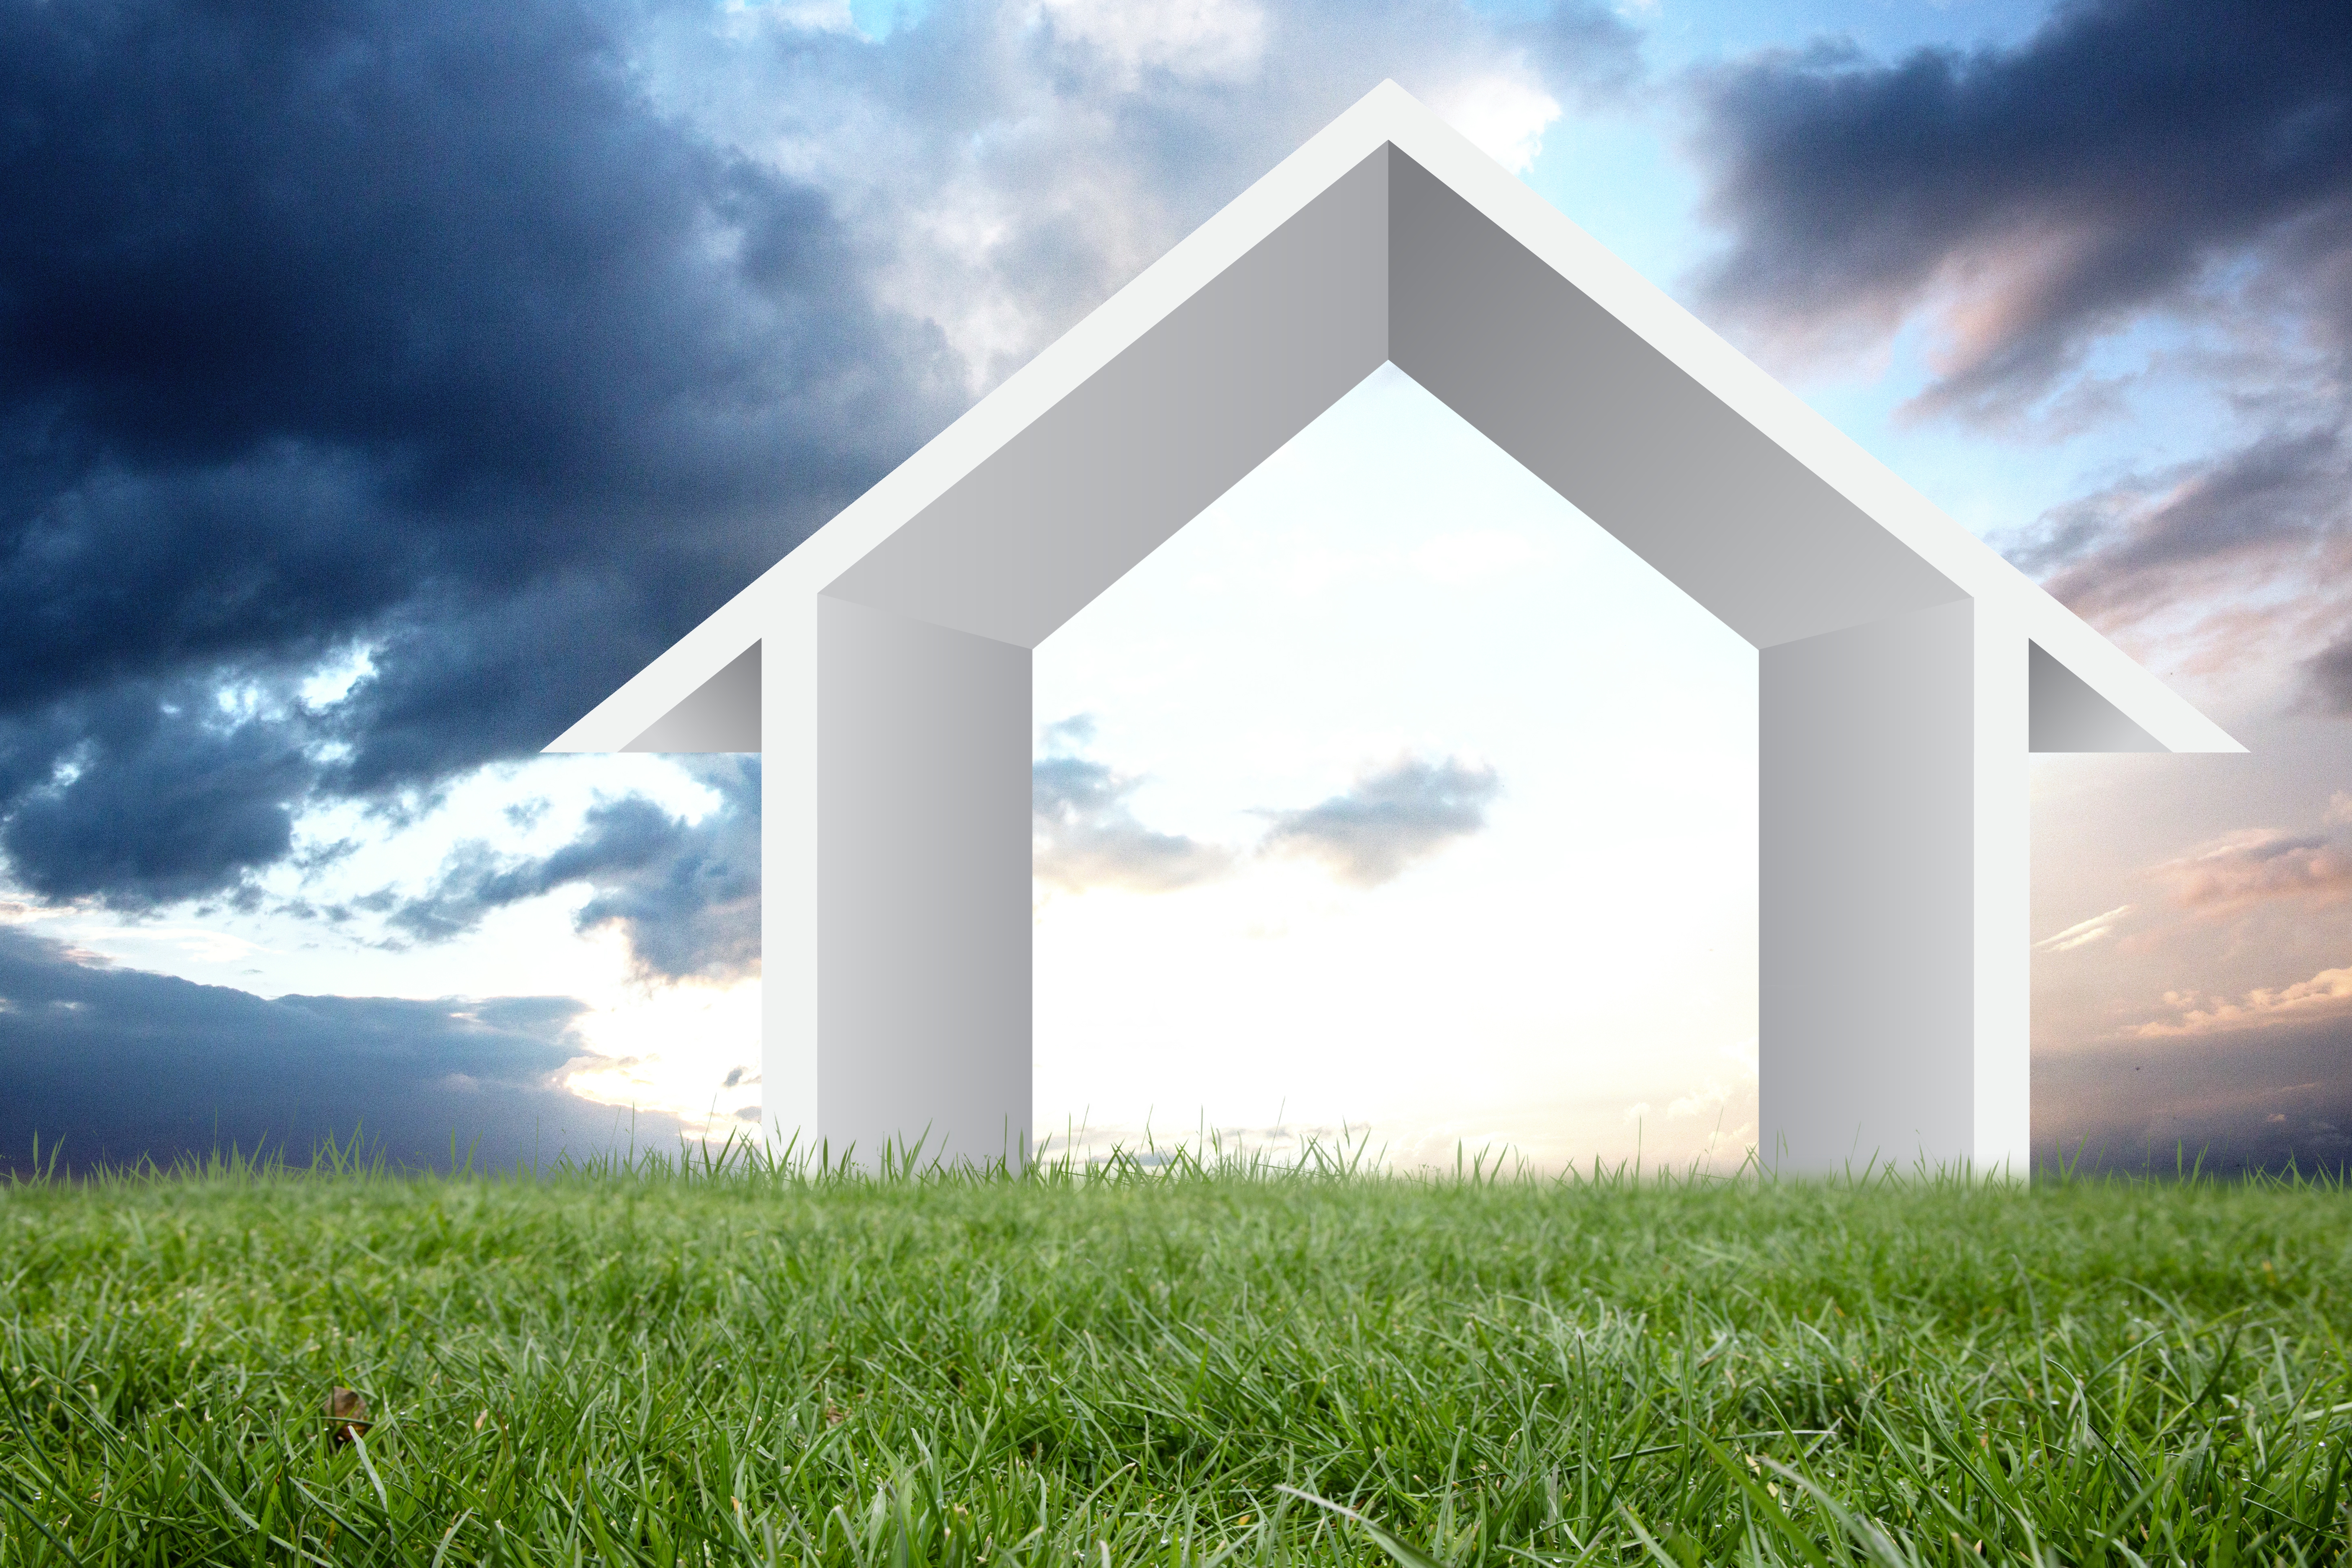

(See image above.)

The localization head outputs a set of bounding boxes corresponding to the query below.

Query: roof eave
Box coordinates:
[549,80,2242,760]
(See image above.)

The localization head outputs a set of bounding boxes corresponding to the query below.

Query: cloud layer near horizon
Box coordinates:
[0,925,685,1174]
[2036,1016,2352,1176]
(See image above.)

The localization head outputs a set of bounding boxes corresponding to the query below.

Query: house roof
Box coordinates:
[547,80,2241,758]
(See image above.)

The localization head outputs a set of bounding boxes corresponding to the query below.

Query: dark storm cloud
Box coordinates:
[1692,0,2352,675]
[1694,0,2352,416]
[1032,745,1232,895]
[2037,1018,2352,1176]
[0,677,315,907]
[393,758,759,983]
[322,578,681,798]
[1258,754,1499,887]
[2000,426,2351,630]
[2306,632,2352,713]
[0,0,1636,910]
[0,0,951,902]
[0,925,688,1175]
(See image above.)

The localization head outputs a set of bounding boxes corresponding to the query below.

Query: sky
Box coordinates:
[0,0,2347,1175]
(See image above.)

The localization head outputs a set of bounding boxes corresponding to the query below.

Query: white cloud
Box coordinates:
[1031,0,1269,85]
[720,0,858,36]
[2150,828,2352,911]
[2033,903,2132,952]
[1434,72,1561,175]
[637,0,1631,395]
[2134,962,2352,1038]
[299,643,379,711]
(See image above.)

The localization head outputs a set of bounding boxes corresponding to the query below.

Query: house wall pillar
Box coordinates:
[761,602,820,1153]
[797,595,1032,1168]
[1971,607,2032,1176]
[1759,598,1989,1173]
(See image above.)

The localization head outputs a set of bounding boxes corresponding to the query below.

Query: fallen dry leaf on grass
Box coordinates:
[328,1387,371,1446]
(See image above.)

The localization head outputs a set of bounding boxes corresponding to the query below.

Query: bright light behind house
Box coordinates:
[1032,364,1760,1172]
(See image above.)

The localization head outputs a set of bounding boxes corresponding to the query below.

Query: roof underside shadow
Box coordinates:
[822,144,1965,655]
[2027,642,2161,752]
[624,641,760,752]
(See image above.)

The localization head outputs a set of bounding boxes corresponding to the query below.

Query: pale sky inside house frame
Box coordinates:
[1031,364,1760,1171]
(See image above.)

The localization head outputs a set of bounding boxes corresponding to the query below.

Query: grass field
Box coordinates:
[1,1146,2349,1566]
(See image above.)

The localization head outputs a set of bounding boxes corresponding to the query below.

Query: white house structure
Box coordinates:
[549,83,2239,1174]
